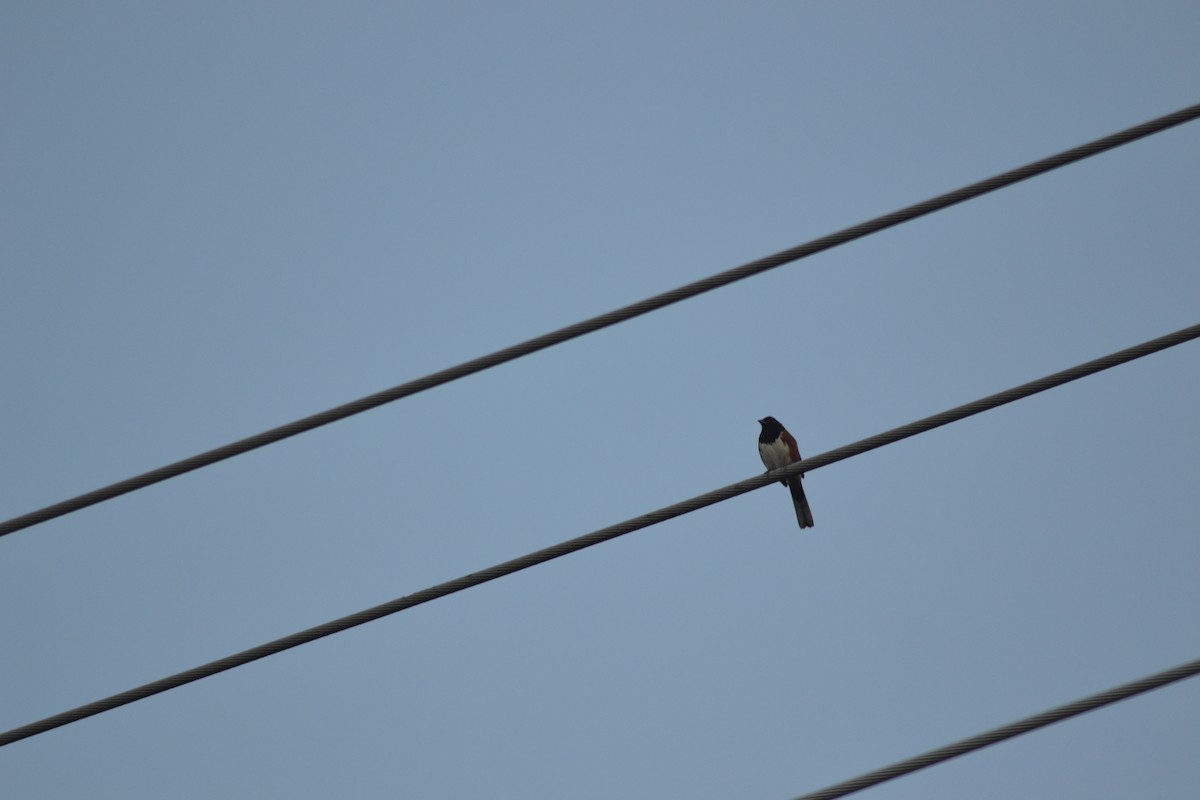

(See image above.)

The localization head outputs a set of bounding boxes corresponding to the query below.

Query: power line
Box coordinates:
[1,321,1195,748]
[3,104,1198,541]
[788,656,1200,800]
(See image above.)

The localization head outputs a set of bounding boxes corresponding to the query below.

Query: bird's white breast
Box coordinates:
[759,438,794,471]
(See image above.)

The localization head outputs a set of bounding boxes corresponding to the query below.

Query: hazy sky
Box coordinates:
[3,3,1198,798]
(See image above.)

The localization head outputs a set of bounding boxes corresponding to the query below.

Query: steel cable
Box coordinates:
[3,103,1198,539]
[789,657,1200,800]
[1,321,1195,747]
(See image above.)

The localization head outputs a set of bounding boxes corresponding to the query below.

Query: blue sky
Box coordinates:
[2,3,1198,798]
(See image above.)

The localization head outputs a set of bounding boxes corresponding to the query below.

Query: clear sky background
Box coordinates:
[2,3,1198,798]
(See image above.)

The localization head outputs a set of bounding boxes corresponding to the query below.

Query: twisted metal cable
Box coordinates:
[3,103,1198,539]
[0,321,1195,747]
[789,657,1200,800]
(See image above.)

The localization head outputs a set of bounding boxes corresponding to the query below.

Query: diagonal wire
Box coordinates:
[1,321,1195,748]
[3,103,1199,540]
[788,656,1200,800]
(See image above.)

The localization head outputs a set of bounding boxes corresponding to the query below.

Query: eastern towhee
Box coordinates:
[758,416,815,529]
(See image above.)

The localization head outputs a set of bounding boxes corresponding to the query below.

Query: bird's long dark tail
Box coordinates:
[788,477,815,529]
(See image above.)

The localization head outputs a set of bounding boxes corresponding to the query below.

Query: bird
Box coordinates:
[757,416,815,529]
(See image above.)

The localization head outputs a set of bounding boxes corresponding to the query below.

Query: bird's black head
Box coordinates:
[758,416,783,438]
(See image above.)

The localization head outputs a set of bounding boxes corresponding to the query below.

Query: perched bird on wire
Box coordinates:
[757,416,815,529]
